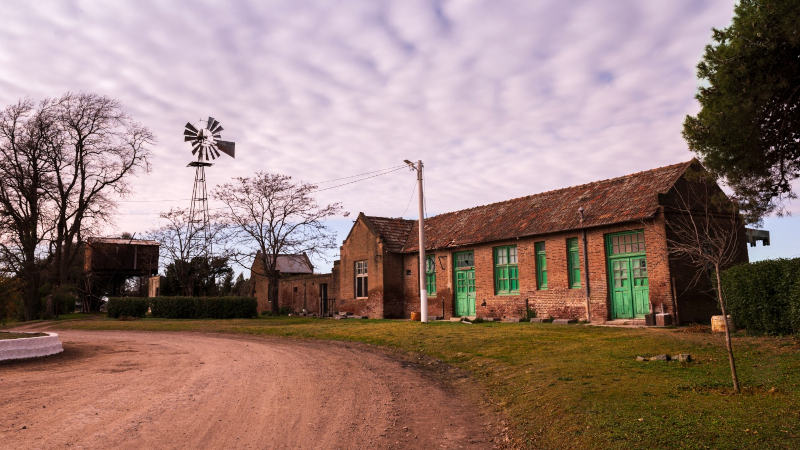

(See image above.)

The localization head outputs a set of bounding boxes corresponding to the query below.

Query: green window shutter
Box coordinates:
[425,255,436,295]
[535,242,547,289]
[493,245,519,294]
[567,238,581,288]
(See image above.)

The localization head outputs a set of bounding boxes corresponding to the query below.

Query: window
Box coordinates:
[494,246,519,294]
[609,230,646,255]
[535,241,547,289]
[567,238,581,288]
[425,255,436,296]
[455,251,474,269]
[354,260,368,298]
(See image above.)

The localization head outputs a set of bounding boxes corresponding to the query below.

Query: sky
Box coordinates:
[0,0,795,273]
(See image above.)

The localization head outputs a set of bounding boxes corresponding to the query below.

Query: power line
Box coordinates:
[401,176,418,217]
[114,165,409,204]
[115,165,410,217]
[310,166,406,193]
[310,164,407,185]
[117,198,190,203]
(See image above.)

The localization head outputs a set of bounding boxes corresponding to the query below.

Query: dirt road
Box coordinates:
[0,330,499,449]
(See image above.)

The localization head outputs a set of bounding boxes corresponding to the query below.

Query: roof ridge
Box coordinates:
[423,159,694,221]
[364,215,415,222]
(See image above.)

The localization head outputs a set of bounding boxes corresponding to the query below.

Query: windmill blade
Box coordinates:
[210,147,220,159]
[207,117,221,134]
[185,122,198,133]
[184,130,198,139]
[185,135,198,142]
[217,140,235,158]
[191,143,201,155]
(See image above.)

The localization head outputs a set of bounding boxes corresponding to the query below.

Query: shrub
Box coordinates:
[107,297,149,319]
[149,296,257,319]
[52,285,78,315]
[721,258,800,335]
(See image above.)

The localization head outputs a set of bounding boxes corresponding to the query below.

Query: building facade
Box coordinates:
[333,160,748,324]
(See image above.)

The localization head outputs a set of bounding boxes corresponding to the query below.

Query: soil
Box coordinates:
[0,330,502,448]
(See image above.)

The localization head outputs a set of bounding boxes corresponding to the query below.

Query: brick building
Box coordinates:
[252,253,319,313]
[333,160,748,324]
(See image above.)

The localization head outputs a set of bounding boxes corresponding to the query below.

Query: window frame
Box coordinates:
[606,230,646,256]
[493,245,519,295]
[535,241,548,290]
[425,254,436,297]
[567,237,581,289]
[354,260,368,299]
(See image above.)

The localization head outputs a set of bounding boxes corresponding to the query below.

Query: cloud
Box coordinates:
[2,0,770,271]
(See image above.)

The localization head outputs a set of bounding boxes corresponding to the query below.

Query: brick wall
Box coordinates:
[337,208,738,324]
[402,252,454,319]
[253,273,271,313]
[664,212,749,324]
[336,219,385,318]
[401,218,676,322]
[277,274,334,316]
[382,252,406,318]
[660,172,749,324]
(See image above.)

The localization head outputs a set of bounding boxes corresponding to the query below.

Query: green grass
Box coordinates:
[0,331,46,339]
[54,317,800,449]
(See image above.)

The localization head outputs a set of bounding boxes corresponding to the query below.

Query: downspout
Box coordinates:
[579,207,591,322]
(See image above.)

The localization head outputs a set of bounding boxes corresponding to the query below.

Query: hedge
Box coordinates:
[149,296,257,319]
[107,298,149,318]
[721,258,800,335]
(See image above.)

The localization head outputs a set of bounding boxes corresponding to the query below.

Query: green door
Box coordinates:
[631,257,650,317]
[606,231,650,319]
[610,259,633,318]
[454,251,476,317]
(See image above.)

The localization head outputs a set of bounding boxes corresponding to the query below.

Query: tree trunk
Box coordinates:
[715,263,740,393]
[269,272,280,314]
[23,269,41,321]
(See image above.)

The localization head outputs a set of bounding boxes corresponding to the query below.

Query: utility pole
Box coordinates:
[405,159,428,323]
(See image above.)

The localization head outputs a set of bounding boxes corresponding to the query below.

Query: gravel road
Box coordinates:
[0,330,499,449]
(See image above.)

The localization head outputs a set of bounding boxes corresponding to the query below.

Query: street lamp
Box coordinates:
[405,159,428,323]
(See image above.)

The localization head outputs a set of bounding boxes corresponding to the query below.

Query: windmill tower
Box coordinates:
[183,117,235,260]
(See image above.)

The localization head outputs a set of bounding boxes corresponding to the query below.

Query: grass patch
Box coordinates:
[55,317,800,449]
[0,331,46,339]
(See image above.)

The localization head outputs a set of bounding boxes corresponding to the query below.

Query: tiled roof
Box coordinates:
[363,216,415,252]
[252,252,314,274]
[399,160,695,252]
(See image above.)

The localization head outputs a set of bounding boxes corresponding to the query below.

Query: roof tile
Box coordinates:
[399,160,694,252]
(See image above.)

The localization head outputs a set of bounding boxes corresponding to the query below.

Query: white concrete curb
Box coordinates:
[0,332,64,362]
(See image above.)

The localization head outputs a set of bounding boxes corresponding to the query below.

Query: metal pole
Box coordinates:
[416,160,428,323]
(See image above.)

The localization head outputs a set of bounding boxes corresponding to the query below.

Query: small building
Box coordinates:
[83,237,160,309]
[277,273,336,317]
[334,160,748,324]
[252,253,333,314]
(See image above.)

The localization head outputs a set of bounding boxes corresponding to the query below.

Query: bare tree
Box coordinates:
[0,94,152,319]
[147,207,228,296]
[0,100,59,320]
[47,93,152,299]
[213,172,341,314]
[665,169,748,393]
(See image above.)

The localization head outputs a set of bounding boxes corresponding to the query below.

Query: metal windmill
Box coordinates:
[183,116,235,259]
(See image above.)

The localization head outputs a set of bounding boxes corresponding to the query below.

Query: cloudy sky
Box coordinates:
[1,0,794,270]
